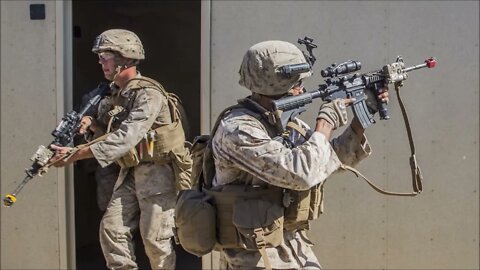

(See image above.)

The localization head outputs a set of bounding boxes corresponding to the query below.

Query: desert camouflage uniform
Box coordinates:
[91,89,125,212]
[82,89,120,212]
[94,160,120,211]
[212,109,371,269]
[76,88,120,212]
[90,73,176,270]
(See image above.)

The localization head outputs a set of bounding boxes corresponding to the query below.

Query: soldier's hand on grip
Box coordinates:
[78,116,93,135]
[317,98,354,129]
[365,85,389,114]
[49,145,74,167]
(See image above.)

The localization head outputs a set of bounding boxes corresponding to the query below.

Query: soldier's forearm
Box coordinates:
[72,146,94,162]
[314,118,334,140]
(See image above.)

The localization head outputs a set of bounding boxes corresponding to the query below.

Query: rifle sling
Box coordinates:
[340,83,423,196]
[43,133,110,173]
[206,94,423,197]
[340,164,421,196]
[395,82,423,194]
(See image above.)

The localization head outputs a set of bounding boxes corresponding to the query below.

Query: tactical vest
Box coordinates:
[175,99,327,268]
[107,76,193,191]
[185,99,324,245]
[207,102,325,238]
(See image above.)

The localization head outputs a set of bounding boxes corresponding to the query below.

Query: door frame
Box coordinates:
[57,0,76,269]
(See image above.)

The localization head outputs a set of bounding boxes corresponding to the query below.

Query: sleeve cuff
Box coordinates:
[90,142,115,168]
[332,126,371,166]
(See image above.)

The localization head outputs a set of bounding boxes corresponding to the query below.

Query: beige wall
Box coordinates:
[0,1,478,269]
[208,1,479,269]
[1,1,73,269]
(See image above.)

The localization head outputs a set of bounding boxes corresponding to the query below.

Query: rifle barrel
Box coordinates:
[404,63,428,73]
[404,58,437,73]
[3,175,32,207]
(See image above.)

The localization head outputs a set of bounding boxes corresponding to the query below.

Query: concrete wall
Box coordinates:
[1,1,73,269]
[208,1,479,269]
[0,1,478,269]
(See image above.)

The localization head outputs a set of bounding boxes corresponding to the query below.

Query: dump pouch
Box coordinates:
[174,189,217,257]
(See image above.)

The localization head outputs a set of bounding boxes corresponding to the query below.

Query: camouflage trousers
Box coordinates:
[99,174,176,270]
[220,230,321,269]
[95,163,120,211]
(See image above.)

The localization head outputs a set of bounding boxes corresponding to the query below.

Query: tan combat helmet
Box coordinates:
[92,29,145,60]
[238,40,312,96]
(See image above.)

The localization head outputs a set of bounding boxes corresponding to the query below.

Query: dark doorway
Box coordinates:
[72,1,201,269]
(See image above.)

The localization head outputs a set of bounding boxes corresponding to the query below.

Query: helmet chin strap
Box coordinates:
[112,62,134,82]
[110,55,136,82]
[112,65,124,81]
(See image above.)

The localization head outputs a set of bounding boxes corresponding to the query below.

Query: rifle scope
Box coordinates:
[321,60,362,78]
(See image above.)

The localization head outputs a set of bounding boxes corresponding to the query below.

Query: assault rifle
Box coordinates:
[274,37,437,130]
[271,37,437,196]
[3,82,110,207]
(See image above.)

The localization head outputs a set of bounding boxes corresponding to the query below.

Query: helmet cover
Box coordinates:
[92,29,145,60]
[239,40,312,96]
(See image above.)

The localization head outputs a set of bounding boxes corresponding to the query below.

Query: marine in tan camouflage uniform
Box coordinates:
[212,41,389,269]
[78,88,120,212]
[51,29,185,269]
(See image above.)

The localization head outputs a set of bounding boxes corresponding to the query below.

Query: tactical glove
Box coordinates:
[317,99,348,129]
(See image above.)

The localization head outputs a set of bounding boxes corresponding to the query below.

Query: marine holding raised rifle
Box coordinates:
[208,40,388,269]
[50,29,192,270]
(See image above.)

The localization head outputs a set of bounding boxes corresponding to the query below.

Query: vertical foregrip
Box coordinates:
[366,75,390,120]
[375,85,390,120]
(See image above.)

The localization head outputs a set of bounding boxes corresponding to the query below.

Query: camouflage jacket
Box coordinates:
[212,109,371,189]
[90,73,176,197]
[211,107,371,269]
